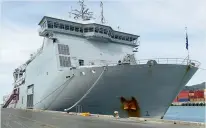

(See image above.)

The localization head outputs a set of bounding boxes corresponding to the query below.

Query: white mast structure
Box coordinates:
[100,1,106,24]
[71,0,94,21]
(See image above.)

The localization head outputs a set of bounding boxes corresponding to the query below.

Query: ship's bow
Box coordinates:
[75,59,199,118]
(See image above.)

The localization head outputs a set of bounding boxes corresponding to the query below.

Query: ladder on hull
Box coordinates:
[2,89,19,108]
[2,94,16,108]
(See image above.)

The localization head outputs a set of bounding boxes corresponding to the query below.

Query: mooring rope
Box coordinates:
[64,67,106,112]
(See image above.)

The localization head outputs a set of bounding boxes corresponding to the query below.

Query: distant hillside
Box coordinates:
[183,82,205,90]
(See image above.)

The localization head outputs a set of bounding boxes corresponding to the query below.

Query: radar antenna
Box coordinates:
[71,0,94,21]
[100,1,106,24]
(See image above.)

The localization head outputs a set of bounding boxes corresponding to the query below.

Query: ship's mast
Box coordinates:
[100,1,106,24]
[71,0,94,21]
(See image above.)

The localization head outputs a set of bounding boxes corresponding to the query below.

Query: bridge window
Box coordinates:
[130,37,133,41]
[95,27,99,32]
[89,27,94,32]
[126,37,129,41]
[41,21,46,28]
[75,27,79,32]
[70,26,74,31]
[43,21,47,28]
[99,28,103,34]
[80,28,83,33]
[59,23,64,29]
[15,74,18,80]
[19,73,23,78]
[108,31,111,36]
[115,35,118,39]
[111,33,114,38]
[84,28,88,32]
[65,25,70,30]
[47,21,53,28]
[104,29,108,34]
[54,22,59,28]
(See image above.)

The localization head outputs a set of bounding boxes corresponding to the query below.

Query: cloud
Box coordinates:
[1,20,43,62]
[120,0,206,30]
[0,19,43,103]
[117,1,206,84]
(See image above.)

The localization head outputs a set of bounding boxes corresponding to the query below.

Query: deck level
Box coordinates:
[1,108,205,128]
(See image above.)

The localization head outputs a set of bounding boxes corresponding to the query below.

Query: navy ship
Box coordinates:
[2,0,200,119]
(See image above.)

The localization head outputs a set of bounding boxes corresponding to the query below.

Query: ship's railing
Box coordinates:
[136,58,201,68]
[81,58,201,68]
[78,59,117,68]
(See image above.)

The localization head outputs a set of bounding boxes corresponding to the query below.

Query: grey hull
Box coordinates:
[44,64,197,118]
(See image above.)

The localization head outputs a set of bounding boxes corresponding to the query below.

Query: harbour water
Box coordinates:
[164,106,206,122]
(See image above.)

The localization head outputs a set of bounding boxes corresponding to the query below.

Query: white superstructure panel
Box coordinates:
[56,33,133,66]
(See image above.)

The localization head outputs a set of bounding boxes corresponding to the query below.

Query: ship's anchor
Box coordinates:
[120,96,140,117]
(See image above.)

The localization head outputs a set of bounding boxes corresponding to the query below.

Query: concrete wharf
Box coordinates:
[1,108,205,128]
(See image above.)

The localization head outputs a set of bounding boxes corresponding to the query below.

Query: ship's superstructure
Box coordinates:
[2,0,200,119]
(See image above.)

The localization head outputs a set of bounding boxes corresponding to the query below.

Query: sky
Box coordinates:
[0,0,206,104]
